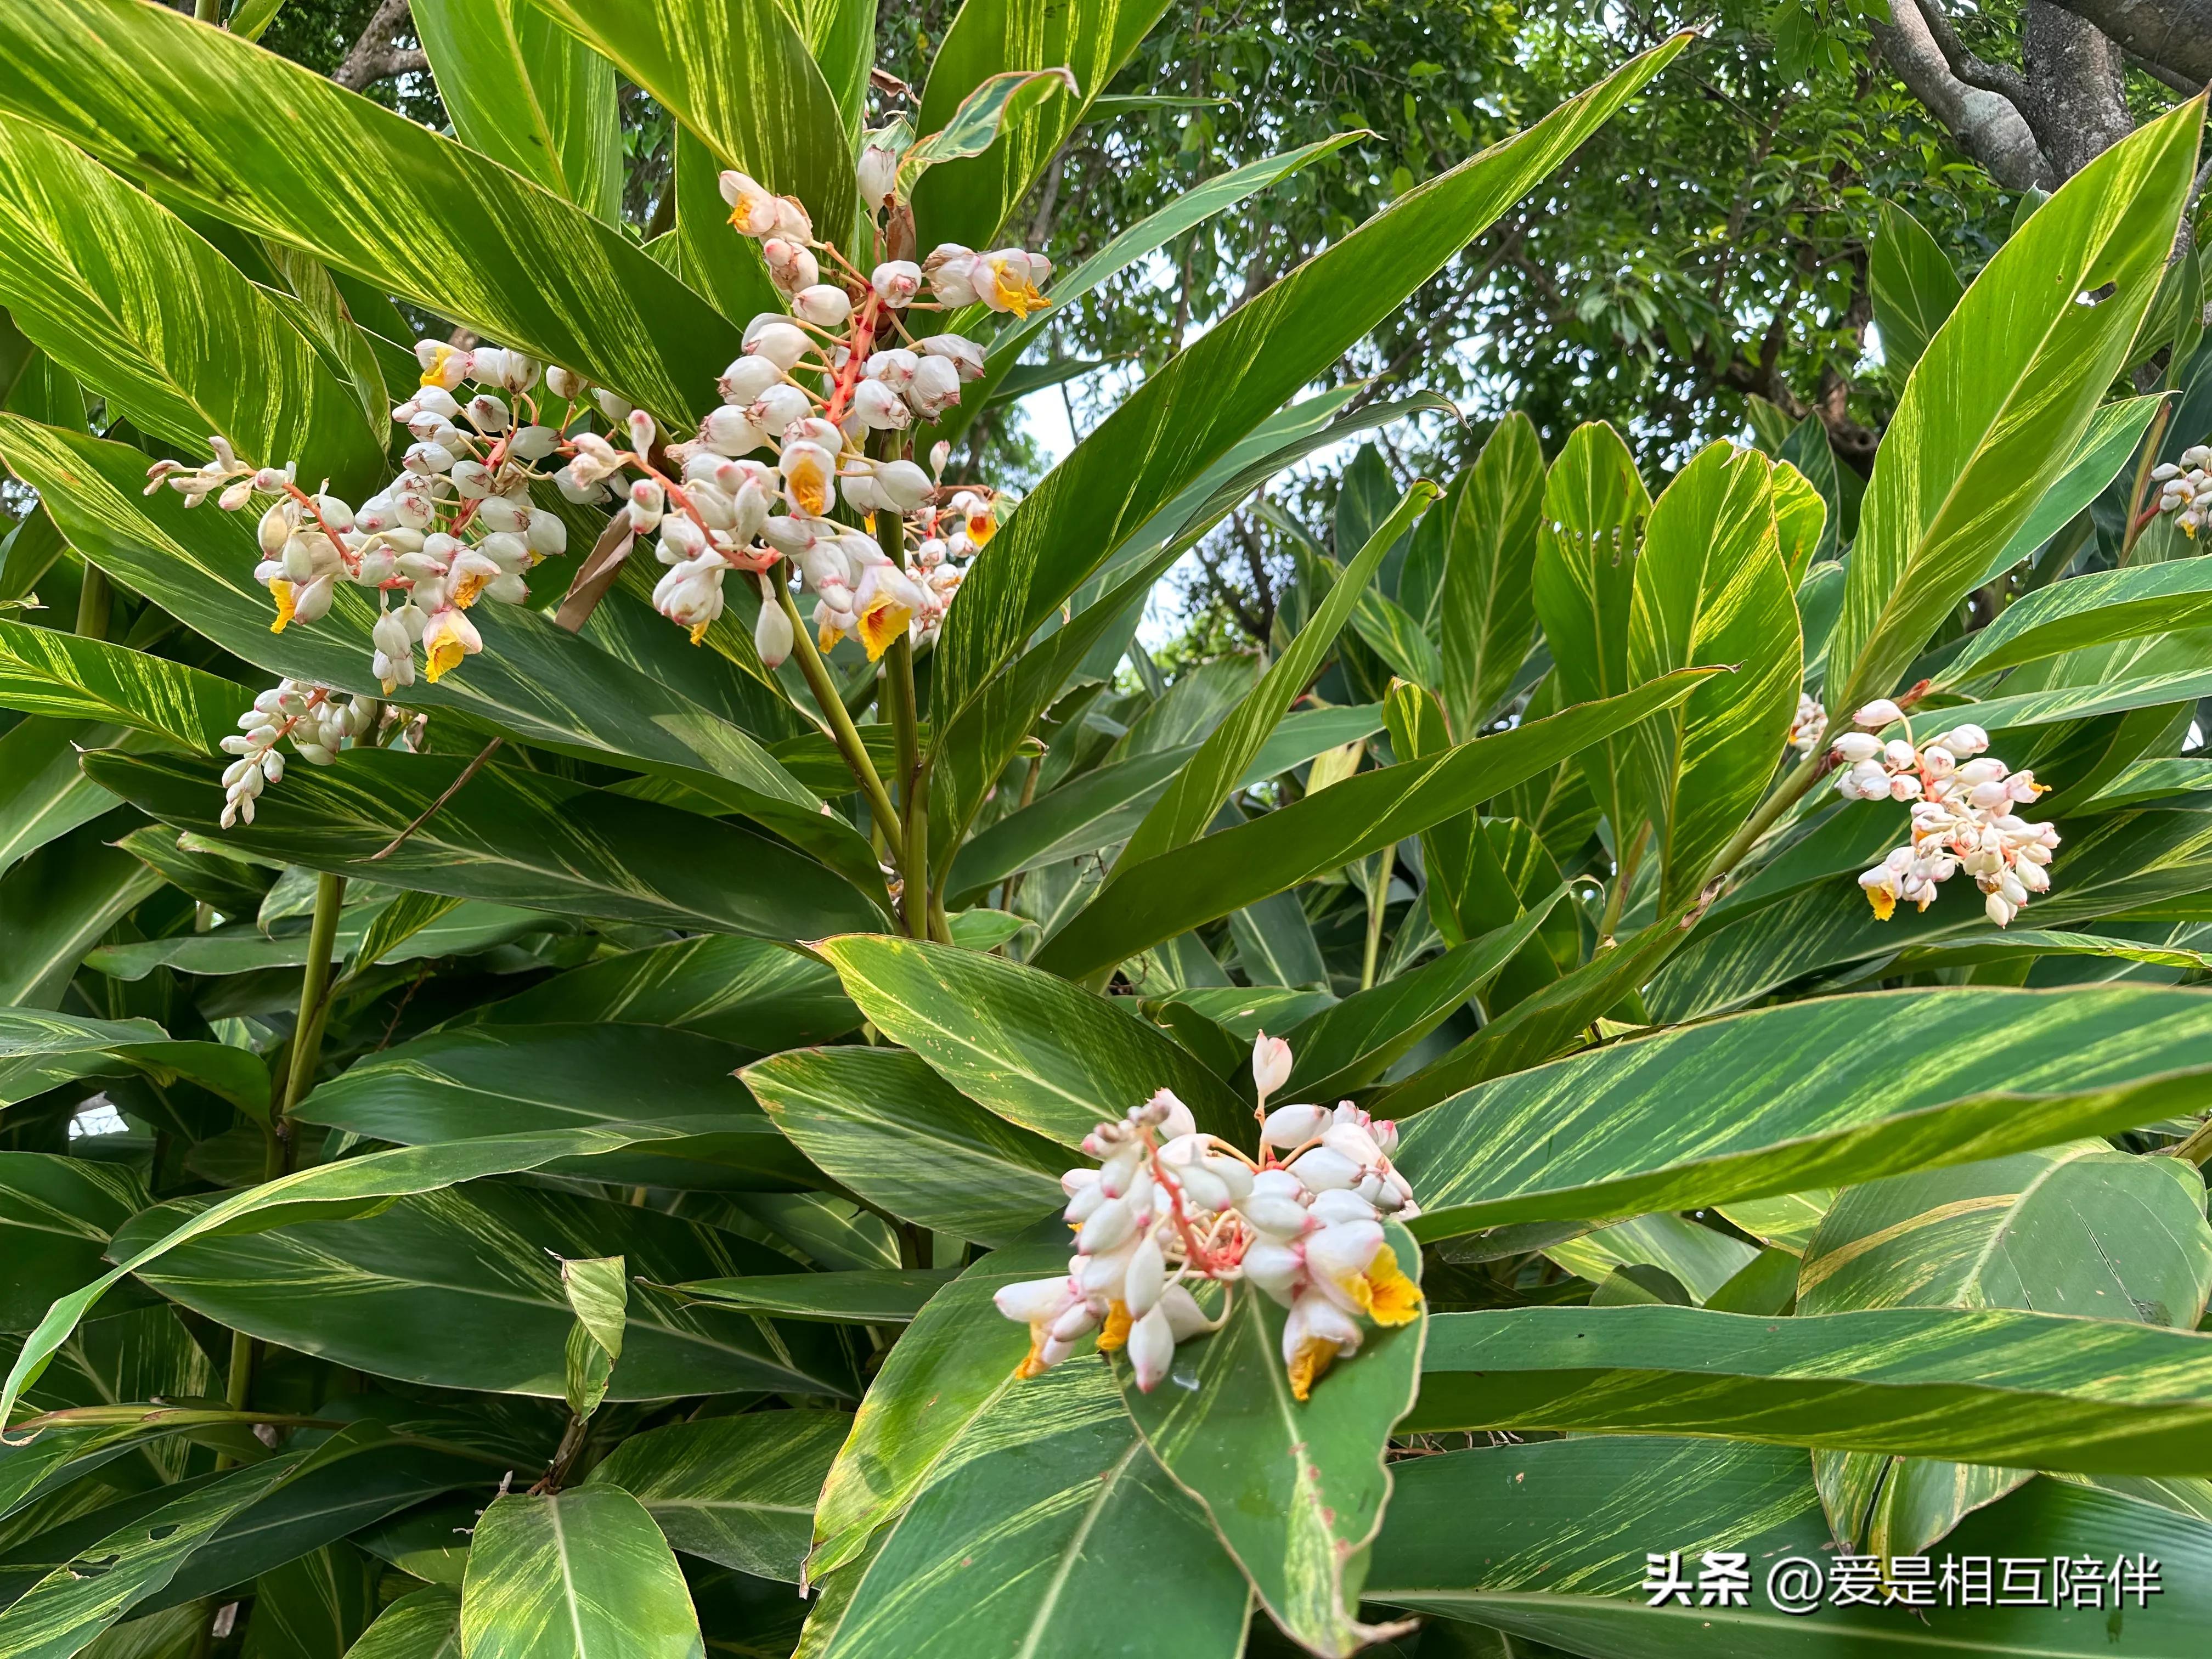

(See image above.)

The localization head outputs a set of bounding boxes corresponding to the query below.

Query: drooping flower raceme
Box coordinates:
[706,157,1034,659]
[995,1034,1424,1402]
[1831,700,2059,928]
[148,81,1049,828]
[2151,447,2212,537]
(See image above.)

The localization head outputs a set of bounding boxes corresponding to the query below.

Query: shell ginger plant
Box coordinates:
[3,7,2212,1659]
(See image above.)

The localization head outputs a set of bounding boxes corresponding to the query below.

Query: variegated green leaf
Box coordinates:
[0,1007,266,1112]
[1120,483,1438,871]
[0,1122,712,1430]
[0,111,384,495]
[523,0,855,244]
[467,933,859,1054]
[1440,411,1545,737]
[290,1023,817,1192]
[1276,890,1569,1101]
[1940,558,2212,687]
[1531,420,1654,871]
[415,0,620,222]
[82,748,883,941]
[946,703,1383,899]
[910,0,1173,251]
[1971,393,2163,587]
[0,1152,149,1333]
[1624,441,1801,910]
[1115,1221,1425,1657]
[895,67,1076,199]
[805,1241,1062,1578]
[815,934,1248,1147]
[1797,1143,2212,1556]
[930,36,1690,736]
[0,717,123,877]
[1768,458,1827,585]
[0,619,247,753]
[821,1361,1247,1659]
[742,1046,1064,1245]
[0,1447,314,1659]
[461,1486,704,1659]
[1867,198,1962,378]
[0,822,163,1009]
[112,1181,854,1402]
[1032,672,1715,981]
[669,1271,956,1325]
[0,0,740,420]
[1412,1301,2212,1474]
[1364,1435,2212,1655]
[343,1584,462,1659]
[1390,985,2212,1242]
[1827,105,2198,716]
[585,1412,850,1581]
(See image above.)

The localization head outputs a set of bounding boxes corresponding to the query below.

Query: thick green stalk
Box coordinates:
[74,564,109,639]
[775,577,905,863]
[224,870,343,1442]
[2120,395,2175,566]
[1702,744,1828,894]
[1359,845,1393,991]
[279,872,347,1131]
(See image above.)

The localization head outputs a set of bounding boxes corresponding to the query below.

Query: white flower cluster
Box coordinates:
[1787,692,1827,757]
[995,1035,1423,1402]
[216,678,402,828]
[150,83,1052,829]
[150,347,572,698]
[2151,447,2212,537]
[702,159,1040,660]
[1834,699,2059,928]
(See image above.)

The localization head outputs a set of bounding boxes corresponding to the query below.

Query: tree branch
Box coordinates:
[1915,0,2035,105]
[2037,0,2212,84]
[333,0,427,93]
[1869,3,2052,189]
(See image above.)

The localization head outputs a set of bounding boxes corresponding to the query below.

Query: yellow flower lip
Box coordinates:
[268,579,296,634]
[857,597,912,661]
[424,635,467,682]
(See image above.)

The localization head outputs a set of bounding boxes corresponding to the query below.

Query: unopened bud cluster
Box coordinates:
[1787,693,1826,757]
[2151,448,2212,536]
[215,678,414,828]
[1834,699,2058,928]
[995,1034,1423,1403]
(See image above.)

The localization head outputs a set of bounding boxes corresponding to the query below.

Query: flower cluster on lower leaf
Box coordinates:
[996,1035,1424,1402]
[1831,698,2059,928]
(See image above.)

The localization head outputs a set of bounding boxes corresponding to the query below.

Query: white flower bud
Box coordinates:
[793,284,853,327]
[754,578,793,667]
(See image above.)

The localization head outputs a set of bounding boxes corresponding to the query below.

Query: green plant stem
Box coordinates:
[873,467,928,936]
[193,0,219,21]
[74,565,110,640]
[775,578,905,860]
[2120,394,2175,566]
[1359,845,1393,991]
[2168,1113,2212,1165]
[1595,822,1649,943]
[902,752,932,939]
[1703,744,1828,893]
[221,871,344,1459]
[279,872,347,1136]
